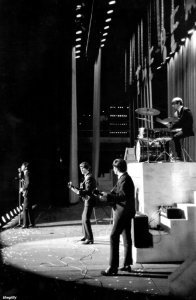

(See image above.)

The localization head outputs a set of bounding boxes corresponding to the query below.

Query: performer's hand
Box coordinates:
[99,192,107,201]
[67,181,72,189]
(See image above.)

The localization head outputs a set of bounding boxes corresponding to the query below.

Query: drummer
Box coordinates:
[167,97,194,161]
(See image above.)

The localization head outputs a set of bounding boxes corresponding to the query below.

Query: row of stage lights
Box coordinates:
[109,123,128,126]
[0,205,23,229]
[74,0,116,59]
[110,114,128,117]
[109,131,128,134]
[156,23,196,70]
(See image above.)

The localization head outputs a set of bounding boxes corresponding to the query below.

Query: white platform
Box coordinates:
[127,162,196,262]
[127,162,196,227]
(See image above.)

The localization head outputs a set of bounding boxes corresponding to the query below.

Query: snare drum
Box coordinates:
[135,139,162,162]
[138,127,155,141]
[154,128,173,142]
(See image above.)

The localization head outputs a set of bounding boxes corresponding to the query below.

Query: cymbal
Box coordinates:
[156,116,178,125]
[135,107,160,116]
[171,128,182,133]
[162,117,178,123]
[154,128,171,132]
[136,117,151,122]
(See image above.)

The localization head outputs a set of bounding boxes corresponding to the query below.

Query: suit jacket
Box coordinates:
[22,170,33,200]
[107,172,135,218]
[172,107,194,137]
[79,173,97,206]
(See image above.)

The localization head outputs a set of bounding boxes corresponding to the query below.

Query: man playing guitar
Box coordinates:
[68,162,97,244]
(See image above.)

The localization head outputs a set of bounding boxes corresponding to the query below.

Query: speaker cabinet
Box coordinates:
[133,214,152,248]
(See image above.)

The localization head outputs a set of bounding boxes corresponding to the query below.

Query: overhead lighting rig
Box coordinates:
[100,0,116,48]
[73,0,117,60]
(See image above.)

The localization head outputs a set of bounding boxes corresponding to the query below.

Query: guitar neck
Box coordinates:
[69,184,80,195]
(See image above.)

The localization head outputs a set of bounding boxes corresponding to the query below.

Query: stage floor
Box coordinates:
[0,203,180,300]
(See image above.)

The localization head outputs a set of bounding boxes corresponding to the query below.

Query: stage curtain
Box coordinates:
[69,47,79,203]
[92,48,101,181]
[167,31,196,161]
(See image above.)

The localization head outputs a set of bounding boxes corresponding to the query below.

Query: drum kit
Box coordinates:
[135,107,178,162]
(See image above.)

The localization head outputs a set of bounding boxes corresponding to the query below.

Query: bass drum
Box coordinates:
[135,139,162,162]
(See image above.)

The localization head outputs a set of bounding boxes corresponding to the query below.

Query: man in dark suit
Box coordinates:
[170,97,194,161]
[99,158,135,276]
[20,162,35,228]
[78,162,97,244]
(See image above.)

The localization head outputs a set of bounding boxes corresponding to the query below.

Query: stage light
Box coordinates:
[6,213,10,220]
[76,14,82,18]
[76,37,81,41]
[14,209,17,214]
[103,32,108,36]
[10,211,14,217]
[76,30,82,35]
[75,50,81,53]
[20,205,23,210]
[75,44,81,48]
[105,18,112,23]
[108,1,116,5]
[17,207,20,212]
[2,216,6,223]
[188,29,194,35]
[104,26,109,30]
[76,5,82,10]
[107,10,113,14]
[101,44,105,47]
[101,39,106,42]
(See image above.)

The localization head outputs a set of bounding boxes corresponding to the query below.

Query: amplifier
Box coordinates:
[133,214,152,248]
[159,206,185,219]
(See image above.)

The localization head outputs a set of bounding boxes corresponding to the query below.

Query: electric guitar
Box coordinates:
[93,188,103,197]
[67,182,103,201]
[67,181,90,201]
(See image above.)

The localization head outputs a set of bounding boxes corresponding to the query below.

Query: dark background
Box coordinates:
[0,0,73,212]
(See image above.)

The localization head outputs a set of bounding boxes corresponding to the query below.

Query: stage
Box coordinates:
[0,203,178,300]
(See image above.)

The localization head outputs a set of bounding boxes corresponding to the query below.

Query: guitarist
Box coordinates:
[68,162,97,244]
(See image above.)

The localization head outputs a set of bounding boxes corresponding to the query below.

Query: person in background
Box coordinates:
[99,158,135,276]
[20,162,35,229]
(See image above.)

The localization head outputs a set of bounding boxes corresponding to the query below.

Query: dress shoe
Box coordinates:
[101,267,118,276]
[82,240,94,245]
[29,224,35,228]
[22,225,28,229]
[175,157,183,162]
[80,237,86,241]
[119,265,132,272]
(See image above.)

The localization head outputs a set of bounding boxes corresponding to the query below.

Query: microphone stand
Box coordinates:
[145,116,150,163]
